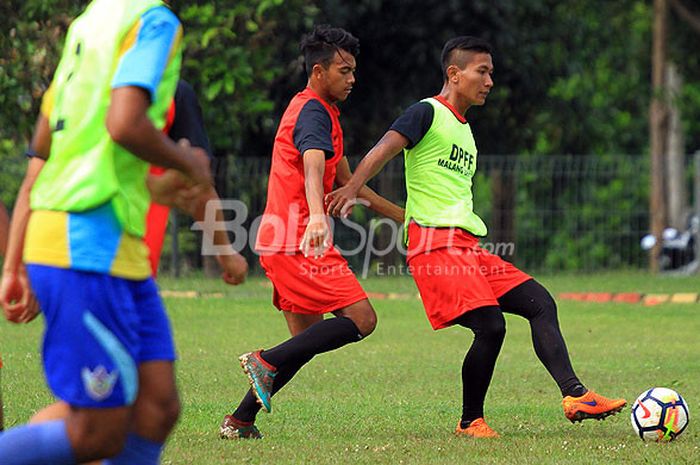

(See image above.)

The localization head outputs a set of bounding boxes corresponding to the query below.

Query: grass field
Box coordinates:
[1,271,698,464]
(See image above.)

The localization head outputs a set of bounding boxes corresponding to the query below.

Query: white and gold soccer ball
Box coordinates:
[630,387,689,441]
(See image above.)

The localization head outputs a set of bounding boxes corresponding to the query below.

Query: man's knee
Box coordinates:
[527,289,558,321]
[162,394,181,430]
[67,408,130,460]
[357,308,377,337]
[338,300,377,337]
[136,390,181,435]
[468,307,506,342]
[154,394,181,431]
[481,315,506,341]
[132,361,180,440]
[457,306,506,342]
[503,279,559,320]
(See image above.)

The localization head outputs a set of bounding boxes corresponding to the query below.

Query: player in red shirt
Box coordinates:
[219,25,404,439]
[144,80,248,283]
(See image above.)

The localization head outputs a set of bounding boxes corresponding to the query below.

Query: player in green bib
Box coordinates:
[0,1,211,463]
[326,36,626,438]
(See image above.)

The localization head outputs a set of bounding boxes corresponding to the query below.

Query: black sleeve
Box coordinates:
[389,101,434,148]
[168,80,213,158]
[293,99,334,159]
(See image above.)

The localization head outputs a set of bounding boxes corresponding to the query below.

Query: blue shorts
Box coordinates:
[26,265,176,408]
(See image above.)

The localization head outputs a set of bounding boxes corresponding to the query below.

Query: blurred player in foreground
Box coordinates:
[326,36,626,438]
[0,200,8,432]
[22,79,247,453]
[0,1,226,463]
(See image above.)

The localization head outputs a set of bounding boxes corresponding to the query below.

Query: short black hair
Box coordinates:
[440,36,493,80]
[300,25,360,77]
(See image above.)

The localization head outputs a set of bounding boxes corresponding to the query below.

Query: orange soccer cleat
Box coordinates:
[454,418,500,438]
[563,390,627,423]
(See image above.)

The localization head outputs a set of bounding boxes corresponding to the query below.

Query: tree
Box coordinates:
[0,1,85,206]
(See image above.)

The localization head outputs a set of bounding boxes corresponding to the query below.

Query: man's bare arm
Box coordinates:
[334,157,404,223]
[106,87,212,186]
[326,130,409,217]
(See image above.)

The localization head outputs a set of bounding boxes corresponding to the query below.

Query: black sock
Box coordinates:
[260,316,362,368]
[460,419,476,429]
[564,383,588,398]
[233,390,260,423]
[232,316,362,423]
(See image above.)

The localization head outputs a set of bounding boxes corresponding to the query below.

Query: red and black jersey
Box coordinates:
[146,80,211,275]
[256,87,344,253]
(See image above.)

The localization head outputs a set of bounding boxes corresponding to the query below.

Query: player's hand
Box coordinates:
[0,268,34,323]
[147,169,189,205]
[17,293,40,323]
[217,252,248,286]
[172,182,209,217]
[325,184,360,218]
[179,139,213,188]
[299,215,330,258]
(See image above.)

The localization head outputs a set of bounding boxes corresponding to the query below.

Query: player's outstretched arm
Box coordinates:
[334,157,405,223]
[146,152,248,285]
[106,86,212,188]
[325,130,409,218]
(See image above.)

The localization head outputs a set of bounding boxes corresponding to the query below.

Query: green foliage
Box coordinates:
[512,155,649,271]
[1,0,699,272]
[171,0,319,156]
[527,1,652,155]
[0,1,85,208]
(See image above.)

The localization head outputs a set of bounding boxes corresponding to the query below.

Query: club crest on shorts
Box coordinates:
[81,365,119,401]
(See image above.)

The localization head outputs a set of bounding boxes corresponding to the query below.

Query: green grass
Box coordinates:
[1,271,699,464]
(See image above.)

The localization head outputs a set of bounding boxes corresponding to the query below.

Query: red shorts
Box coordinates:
[407,223,531,330]
[259,246,367,315]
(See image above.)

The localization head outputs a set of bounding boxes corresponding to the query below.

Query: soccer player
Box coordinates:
[23,78,247,437]
[0,200,7,432]
[0,1,212,463]
[143,79,248,282]
[219,25,404,440]
[325,36,627,438]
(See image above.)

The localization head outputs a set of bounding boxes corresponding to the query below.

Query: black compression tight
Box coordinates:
[455,279,585,423]
[498,279,584,398]
[453,306,506,422]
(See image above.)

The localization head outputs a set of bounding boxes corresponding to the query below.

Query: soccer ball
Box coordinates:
[630,387,689,441]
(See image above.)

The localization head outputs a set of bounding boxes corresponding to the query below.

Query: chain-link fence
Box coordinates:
[158,154,662,276]
[2,153,689,275]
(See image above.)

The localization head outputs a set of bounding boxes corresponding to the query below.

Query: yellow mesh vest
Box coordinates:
[403,98,487,244]
[30,0,181,237]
